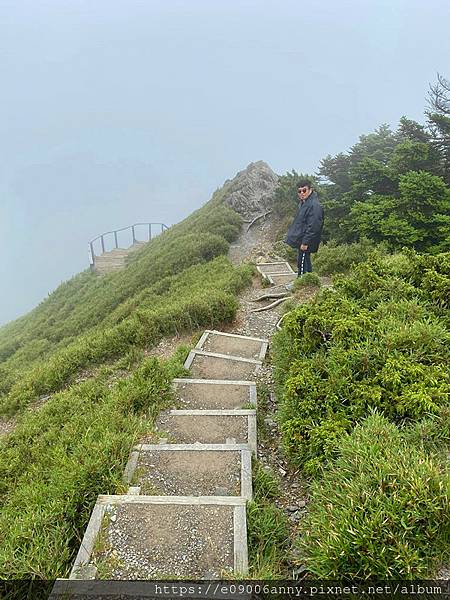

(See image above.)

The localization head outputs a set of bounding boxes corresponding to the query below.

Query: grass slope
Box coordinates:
[0,193,250,415]
[0,186,254,580]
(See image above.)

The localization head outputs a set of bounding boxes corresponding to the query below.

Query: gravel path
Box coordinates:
[99,503,234,579]
[135,449,242,496]
[152,413,249,445]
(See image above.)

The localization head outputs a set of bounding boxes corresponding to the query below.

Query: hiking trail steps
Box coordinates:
[93,242,146,274]
[65,262,294,581]
[68,328,271,580]
[256,262,296,286]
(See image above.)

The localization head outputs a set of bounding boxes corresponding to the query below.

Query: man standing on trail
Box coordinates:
[285,179,324,276]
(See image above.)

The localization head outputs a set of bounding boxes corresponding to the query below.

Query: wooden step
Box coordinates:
[68,495,248,580]
[125,444,252,499]
[256,261,296,285]
[93,242,148,274]
[184,350,262,381]
[172,379,257,410]
[153,409,257,454]
[196,330,268,361]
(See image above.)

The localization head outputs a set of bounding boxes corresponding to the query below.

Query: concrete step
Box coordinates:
[268,273,297,285]
[124,444,252,499]
[93,242,148,274]
[128,242,146,252]
[154,409,257,454]
[196,330,268,361]
[256,261,296,285]
[68,495,248,580]
[184,350,262,381]
[172,378,257,410]
[256,261,295,275]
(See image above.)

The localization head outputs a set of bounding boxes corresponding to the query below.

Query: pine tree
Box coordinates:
[426,73,450,184]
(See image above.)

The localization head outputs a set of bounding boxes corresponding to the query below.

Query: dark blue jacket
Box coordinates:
[285,191,324,253]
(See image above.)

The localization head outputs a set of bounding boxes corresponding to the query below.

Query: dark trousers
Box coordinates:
[297,250,312,276]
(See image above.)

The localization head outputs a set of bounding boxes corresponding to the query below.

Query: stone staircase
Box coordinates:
[93,242,146,274]
[66,329,269,580]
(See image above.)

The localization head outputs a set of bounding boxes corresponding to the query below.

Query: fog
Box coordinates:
[1,0,449,324]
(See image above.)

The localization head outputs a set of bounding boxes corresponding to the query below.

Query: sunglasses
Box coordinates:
[298,187,309,193]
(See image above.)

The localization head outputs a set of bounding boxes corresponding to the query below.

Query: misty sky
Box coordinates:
[1,0,449,325]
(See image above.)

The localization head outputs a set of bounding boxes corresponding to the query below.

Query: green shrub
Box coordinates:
[314,238,389,275]
[335,249,449,314]
[279,299,296,314]
[281,414,352,477]
[293,272,321,289]
[403,406,450,459]
[298,414,449,579]
[272,251,450,470]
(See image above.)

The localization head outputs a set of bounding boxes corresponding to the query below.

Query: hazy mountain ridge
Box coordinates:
[0,162,276,412]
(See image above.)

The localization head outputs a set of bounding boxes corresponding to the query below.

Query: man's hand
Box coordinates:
[300,244,308,251]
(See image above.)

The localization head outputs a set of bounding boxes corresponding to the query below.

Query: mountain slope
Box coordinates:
[0,162,279,415]
[0,161,280,582]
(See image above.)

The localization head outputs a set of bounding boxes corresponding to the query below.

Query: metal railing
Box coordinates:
[89,222,169,267]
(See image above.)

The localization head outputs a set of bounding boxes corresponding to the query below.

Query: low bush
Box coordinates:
[403,406,450,460]
[336,250,449,314]
[293,273,321,289]
[272,251,450,472]
[313,238,389,275]
[297,414,449,579]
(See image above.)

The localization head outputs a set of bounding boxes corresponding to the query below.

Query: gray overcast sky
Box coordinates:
[1,0,449,325]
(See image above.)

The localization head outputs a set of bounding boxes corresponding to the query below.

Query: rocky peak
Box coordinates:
[221,161,279,219]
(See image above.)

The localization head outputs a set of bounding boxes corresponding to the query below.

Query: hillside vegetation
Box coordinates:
[1,75,449,583]
[273,75,450,253]
[0,186,255,579]
[0,189,252,416]
[272,250,449,579]
[270,76,450,580]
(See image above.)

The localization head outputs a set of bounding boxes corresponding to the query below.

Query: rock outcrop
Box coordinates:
[221,161,279,219]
